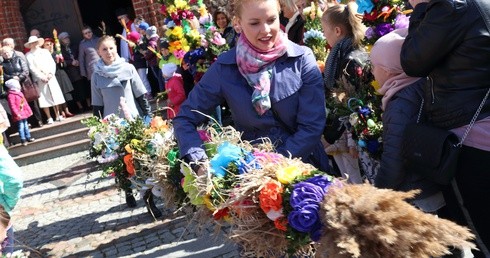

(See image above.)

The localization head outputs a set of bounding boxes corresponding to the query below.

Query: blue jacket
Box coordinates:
[374,79,440,200]
[0,146,23,214]
[173,41,330,172]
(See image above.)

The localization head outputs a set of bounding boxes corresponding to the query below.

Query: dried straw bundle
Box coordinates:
[317,183,476,258]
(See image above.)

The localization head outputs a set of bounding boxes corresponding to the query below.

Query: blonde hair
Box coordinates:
[96,35,116,50]
[231,0,281,18]
[280,0,298,13]
[322,2,366,48]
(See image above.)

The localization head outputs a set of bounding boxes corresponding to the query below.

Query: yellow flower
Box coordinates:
[199,5,208,17]
[125,144,132,153]
[371,80,381,91]
[203,194,215,211]
[174,0,188,10]
[171,26,184,39]
[309,1,316,20]
[167,5,177,14]
[276,165,302,184]
[189,29,201,41]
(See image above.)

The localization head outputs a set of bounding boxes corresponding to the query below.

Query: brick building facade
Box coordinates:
[0,0,161,51]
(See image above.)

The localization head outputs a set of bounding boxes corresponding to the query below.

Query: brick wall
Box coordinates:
[0,0,27,51]
[132,0,162,27]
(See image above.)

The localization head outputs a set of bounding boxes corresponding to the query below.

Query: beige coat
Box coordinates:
[26,48,65,108]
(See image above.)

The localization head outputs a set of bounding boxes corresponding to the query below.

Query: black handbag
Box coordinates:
[402,89,490,185]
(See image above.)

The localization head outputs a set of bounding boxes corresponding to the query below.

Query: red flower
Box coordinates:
[363,10,378,22]
[274,217,288,231]
[123,154,136,176]
[213,207,230,220]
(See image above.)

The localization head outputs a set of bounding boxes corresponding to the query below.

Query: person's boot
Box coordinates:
[125,190,137,208]
[144,189,162,218]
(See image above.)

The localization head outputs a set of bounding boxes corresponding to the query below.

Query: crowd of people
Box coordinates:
[0,0,489,256]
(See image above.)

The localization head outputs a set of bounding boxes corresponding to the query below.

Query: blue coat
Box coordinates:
[173,41,330,172]
[375,79,440,200]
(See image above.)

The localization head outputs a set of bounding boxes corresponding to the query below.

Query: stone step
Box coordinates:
[9,113,92,145]
[12,139,91,167]
[8,127,89,157]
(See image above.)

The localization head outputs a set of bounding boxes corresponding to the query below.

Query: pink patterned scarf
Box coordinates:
[236,32,288,115]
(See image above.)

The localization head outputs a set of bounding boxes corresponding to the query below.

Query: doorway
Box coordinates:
[77,0,134,38]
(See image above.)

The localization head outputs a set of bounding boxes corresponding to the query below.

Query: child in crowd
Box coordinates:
[158,40,180,69]
[0,142,23,255]
[371,29,445,213]
[161,63,185,120]
[5,79,34,146]
[320,2,368,184]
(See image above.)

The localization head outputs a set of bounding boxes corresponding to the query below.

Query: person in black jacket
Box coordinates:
[279,0,305,44]
[401,0,490,256]
[1,39,43,128]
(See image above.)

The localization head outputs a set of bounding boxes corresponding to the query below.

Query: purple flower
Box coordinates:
[394,14,409,29]
[290,182,324,209]
[305,175,332,193]
[309,221,323,241]
[374,23,394,37]
[365,27,376,39]
[288,204,321,232]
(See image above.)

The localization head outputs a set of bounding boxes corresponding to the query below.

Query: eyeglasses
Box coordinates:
[83,31,93,35]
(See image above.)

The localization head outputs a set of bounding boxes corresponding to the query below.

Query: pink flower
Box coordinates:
[173,49,186,59]
[212,32,226,46]
[200,36,209,48]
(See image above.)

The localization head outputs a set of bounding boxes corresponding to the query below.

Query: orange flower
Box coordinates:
[150,116,167,130]
[259,180,283,213]
[123,154,135,176]
[274,217,288,231]
[317,60,325,73]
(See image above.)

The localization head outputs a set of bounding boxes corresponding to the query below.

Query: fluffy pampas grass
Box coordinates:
[316,183,476,258]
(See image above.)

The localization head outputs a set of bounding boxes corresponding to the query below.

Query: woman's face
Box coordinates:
[43,41,54,53]
[0,49,13,60]
[97,40,118,65]
[236,0,281,51]
[216,13,228,29]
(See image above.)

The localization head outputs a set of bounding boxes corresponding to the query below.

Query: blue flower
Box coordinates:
[359,106,372,117]
[234,151,261,174]
[356,0,374,14]
[209,142,243,177]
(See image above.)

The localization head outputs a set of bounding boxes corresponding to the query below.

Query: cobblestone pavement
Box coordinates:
[13,151,239,257]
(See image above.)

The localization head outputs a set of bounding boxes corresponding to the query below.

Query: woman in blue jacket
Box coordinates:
[173,0,330,173]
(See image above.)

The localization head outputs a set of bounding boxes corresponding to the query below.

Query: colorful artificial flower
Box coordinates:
[123,154,136,176]
[276,165,302,184]
[259,180,284,220]
[209,142,243,177]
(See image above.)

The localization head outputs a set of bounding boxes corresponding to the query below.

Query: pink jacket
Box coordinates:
[7,91,33,122]
[165,74,185,119]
